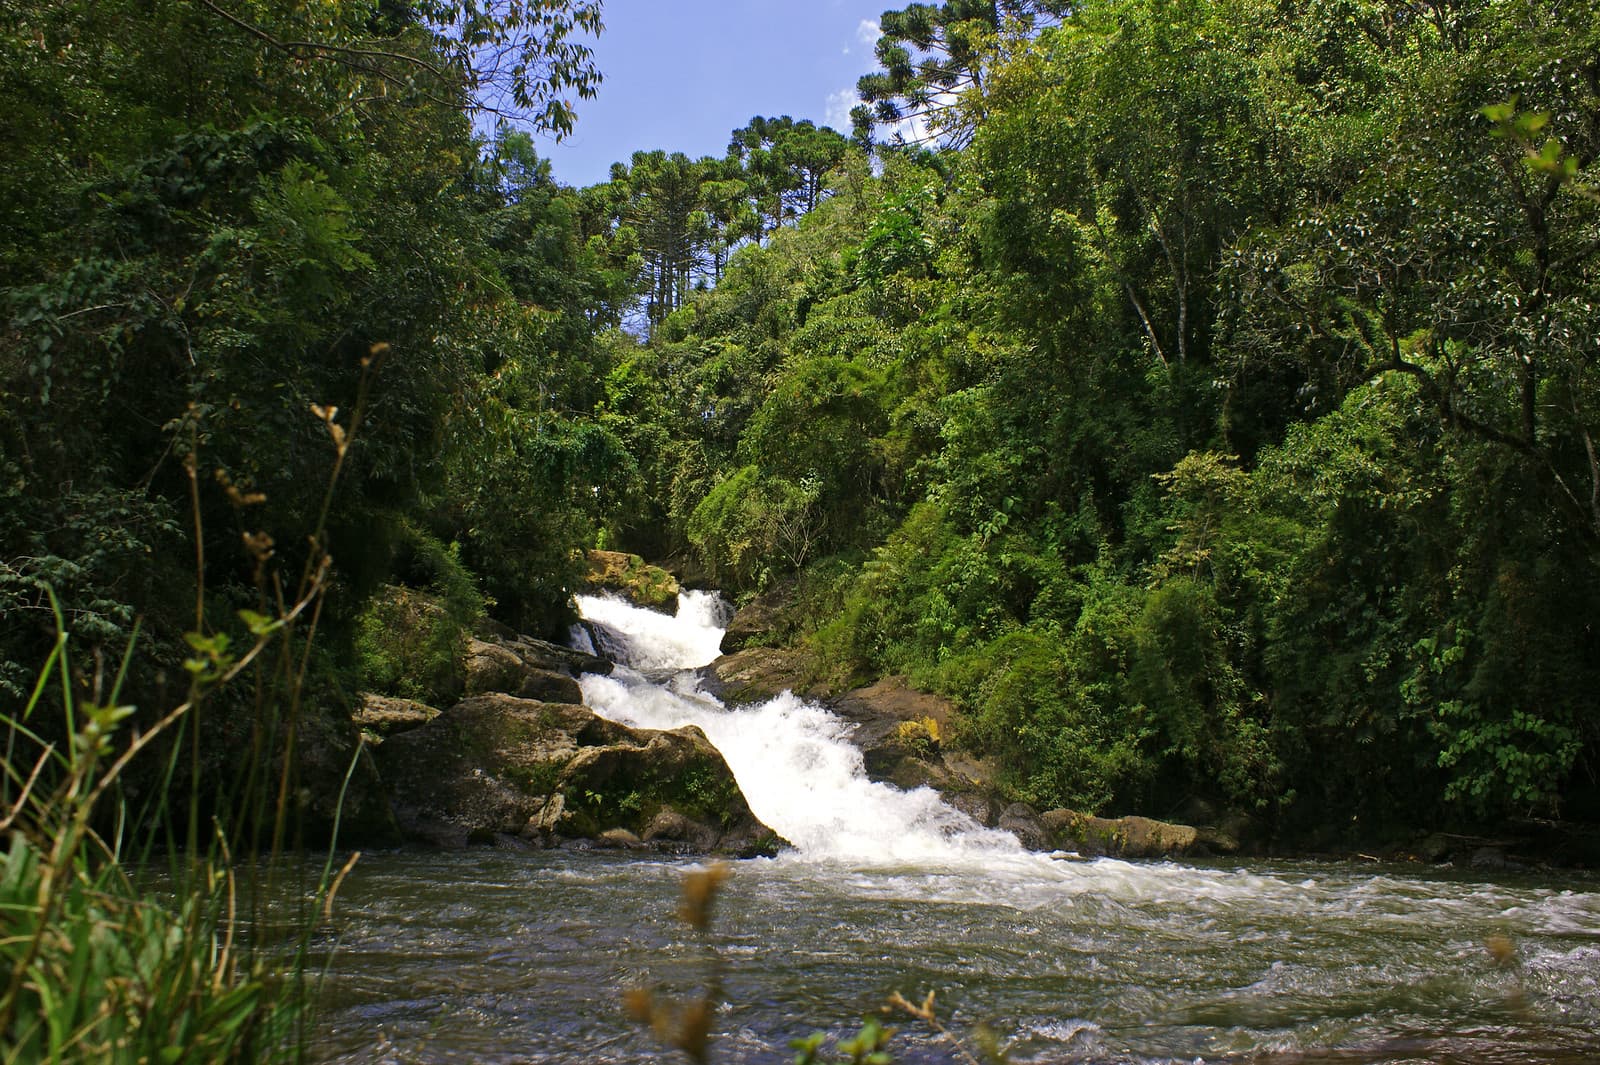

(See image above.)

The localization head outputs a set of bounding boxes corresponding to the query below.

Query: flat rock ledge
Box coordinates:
[353,694,440,739]
[376,692,783,857]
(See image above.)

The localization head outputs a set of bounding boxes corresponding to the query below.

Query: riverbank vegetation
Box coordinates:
[6,5,1600,1047]
[5,0,1599,1056]
[587,0,1600,844]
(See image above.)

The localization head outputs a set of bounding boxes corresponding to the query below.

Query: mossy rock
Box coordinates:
[1039,808,1199,858]
[584,550,680,613]
[354,585,468,705]
[375,693,780,855]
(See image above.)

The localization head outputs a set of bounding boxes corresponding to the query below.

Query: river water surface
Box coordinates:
[314,592,1600,1063]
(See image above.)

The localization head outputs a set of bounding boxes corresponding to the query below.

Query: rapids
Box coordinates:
[313,591,1600,1064]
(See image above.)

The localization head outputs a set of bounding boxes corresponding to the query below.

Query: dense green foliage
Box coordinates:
[0,0,624,722]
[0,4,612,1055]
[606,0,1600,838]
[5,0,1599,910]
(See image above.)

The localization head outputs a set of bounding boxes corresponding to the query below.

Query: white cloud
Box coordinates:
[857,18,882,47]
[826,87,857,131]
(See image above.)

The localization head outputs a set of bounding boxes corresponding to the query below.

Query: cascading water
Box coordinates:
[572,589,1024,865]
[310,590,1600,1064]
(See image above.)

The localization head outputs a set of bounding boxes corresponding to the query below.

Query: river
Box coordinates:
[313,592,1600,1063]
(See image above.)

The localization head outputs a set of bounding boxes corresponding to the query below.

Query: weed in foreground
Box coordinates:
[624,863,1008,1065]
[1,352,382,1063]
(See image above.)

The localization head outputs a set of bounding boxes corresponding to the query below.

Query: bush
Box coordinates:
[941,626,1152,812]
[353,524,483,705]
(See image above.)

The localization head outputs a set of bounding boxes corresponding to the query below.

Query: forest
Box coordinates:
[3,0,1600,1055]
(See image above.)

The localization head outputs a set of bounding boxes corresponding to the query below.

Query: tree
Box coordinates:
[729,116,851,236]
[191,0,604,135]
[854,0,1069,149]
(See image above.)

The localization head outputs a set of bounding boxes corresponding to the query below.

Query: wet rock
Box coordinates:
[376,693,780,856]
[1041,808,1200,859]
[642,809,718,851]
[1470,845,1511,870]
[701,646,812,706]
[718,583,795,654]
[827,677,1003,814]
[353,693,440,738]
[584,550,680,614]
[949,792,999,828]
[832,677,951,751]
[999,803,1049,851]
[597,828,645,850]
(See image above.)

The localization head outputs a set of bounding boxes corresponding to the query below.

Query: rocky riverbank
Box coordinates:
[327,557,781,856]
[353,629,780,856]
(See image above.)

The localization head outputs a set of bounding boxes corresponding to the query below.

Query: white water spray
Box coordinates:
[572,591,1023,866]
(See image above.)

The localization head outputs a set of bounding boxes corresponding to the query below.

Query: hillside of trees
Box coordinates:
[5,0,1599,850]
[584,0,1600,840]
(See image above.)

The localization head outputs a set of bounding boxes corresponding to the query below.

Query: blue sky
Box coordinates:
[536,0,891,188]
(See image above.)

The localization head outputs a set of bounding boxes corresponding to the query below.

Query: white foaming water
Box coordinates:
[570,593,1310,902]
[572,591,1025,866]
[567,593,1600,936]
[574,591,729,671]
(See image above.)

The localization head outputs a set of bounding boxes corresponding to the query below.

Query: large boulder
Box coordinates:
[830,677,954,787]
[353,693,440,739]
[717,582,796,654]
[584,550,680,614]
[999,803,1051,851]
[700,646,813,706]
[464,638,586,703]
[375,693,781,855]
[1039,808,1208,859]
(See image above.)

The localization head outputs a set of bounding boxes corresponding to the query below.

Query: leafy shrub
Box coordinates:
[353,524,483,705]
[941,626,1151,812]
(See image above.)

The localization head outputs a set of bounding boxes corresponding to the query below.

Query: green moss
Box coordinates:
[505,760,562,797]
[585,551,680,610]
[354,524,485,705]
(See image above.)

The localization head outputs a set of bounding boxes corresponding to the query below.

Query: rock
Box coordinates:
[1412,832,1455,863]
[949,792,999,828]
[998,803,1049,851]
[294,696,402,847]
[584,550,680,613]
[642,809,718,851]
[375,693,781,856]
[718,582,796,654]
[826,677,1005,814]
[353,693,440,738]
[832,677,954,787]
[466,635,608,698]
[1040,808,1200,859]
[474,615,520,642]
[1194,825,1241,855]
[701,646,812,706]
[500,634,613,678]
[1470,845,1511,870]
[597,828,645,849]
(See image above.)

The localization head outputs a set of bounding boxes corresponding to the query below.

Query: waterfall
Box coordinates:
[572,591,1024,866]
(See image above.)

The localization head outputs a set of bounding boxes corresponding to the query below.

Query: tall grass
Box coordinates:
[1,358,380,1063]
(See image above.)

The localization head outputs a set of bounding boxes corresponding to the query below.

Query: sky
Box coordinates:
[535,0,892,188]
